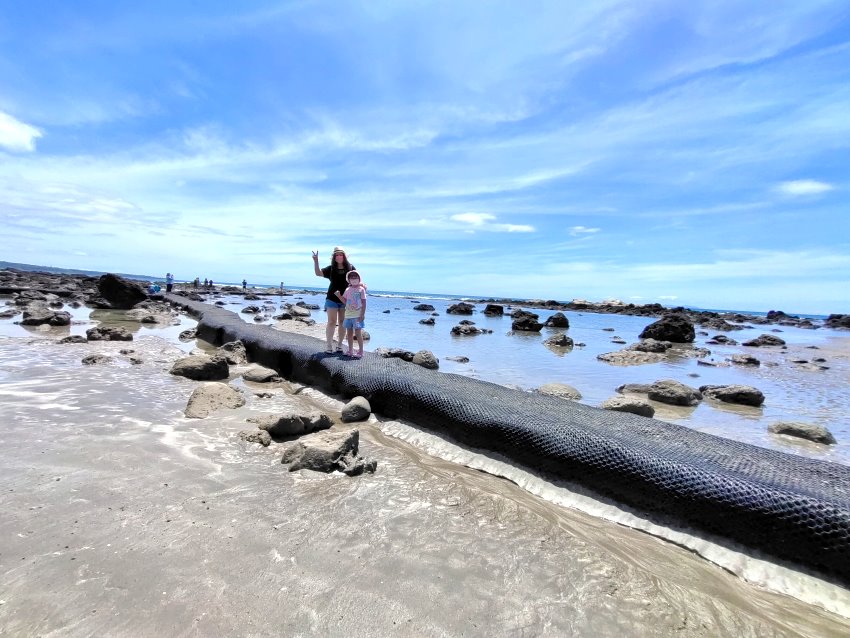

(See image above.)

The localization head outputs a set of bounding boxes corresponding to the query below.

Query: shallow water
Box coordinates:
[222,290,850,465]
[0,317,849,635]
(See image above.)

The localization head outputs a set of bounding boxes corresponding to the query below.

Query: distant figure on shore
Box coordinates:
[209,279,214,289]
[147,282,161,295]
[242,279,247,290]
[335,270,367,358]
[280,281,285,295]
[193,277,199,288]
[203,278,208,288]
[165,272,174,293]
[313,246,355,353]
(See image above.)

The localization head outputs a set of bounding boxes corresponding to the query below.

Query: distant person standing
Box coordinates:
[203,278,208,288]
[313,246,355,353]
[165,272,174,293]
[242,278,247,290]
[280,281,285,295]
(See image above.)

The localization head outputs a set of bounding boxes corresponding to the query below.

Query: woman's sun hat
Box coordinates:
[333,246,346,254]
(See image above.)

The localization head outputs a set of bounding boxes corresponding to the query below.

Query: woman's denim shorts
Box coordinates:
[343,318,365,330]
[324,300,344,310]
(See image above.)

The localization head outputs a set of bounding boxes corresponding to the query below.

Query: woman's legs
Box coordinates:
[325,308,340,350]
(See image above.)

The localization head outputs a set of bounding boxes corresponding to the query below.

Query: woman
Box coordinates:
[313,246,355,353]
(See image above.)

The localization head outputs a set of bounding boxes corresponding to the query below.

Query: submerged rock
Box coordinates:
[185,382,246,418]
[238,429,272,447]
[82,354,112,365]
[537,383,582,401]
[249,410,332,438]
[768,422,836,445]
[86,326,133,341]
[599,396,655,418]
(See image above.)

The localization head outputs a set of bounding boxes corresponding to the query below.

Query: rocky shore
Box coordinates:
[3,268,850,633]
[3,267,846,450]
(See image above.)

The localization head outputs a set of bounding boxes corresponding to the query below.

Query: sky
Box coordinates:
[1,1,849,314]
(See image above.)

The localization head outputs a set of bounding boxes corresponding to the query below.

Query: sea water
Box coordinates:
[227,286,850,466]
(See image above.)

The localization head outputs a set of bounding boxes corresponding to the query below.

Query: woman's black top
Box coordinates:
[321,263,354,302]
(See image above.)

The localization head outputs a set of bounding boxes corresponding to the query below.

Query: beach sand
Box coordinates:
[1,303,850,635]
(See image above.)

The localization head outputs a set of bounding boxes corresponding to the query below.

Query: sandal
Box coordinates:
[335,345,344,353]
[353,352,362,359]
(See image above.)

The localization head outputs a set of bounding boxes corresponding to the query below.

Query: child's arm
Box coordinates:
[359,293,366,320]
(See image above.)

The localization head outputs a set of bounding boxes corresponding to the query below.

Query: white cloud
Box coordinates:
[449,213,534,234]
[451,212,496,226]
[777,179,834,196]
[569,225,600,236]
[0,112,42,152]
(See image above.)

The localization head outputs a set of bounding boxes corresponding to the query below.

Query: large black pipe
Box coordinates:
[167,294,850,584]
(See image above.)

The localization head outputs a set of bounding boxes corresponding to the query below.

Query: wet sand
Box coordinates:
[1,307,849,635]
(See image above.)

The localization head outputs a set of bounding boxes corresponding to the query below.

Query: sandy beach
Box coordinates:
[1,291,849,636]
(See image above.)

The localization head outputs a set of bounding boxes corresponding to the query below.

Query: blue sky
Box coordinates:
[1,1,849,313]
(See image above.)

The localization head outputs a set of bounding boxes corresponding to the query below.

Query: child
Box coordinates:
[335,270,367,358]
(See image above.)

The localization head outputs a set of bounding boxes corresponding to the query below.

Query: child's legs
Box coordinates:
[346,326,355,350]
[354,328,363,352]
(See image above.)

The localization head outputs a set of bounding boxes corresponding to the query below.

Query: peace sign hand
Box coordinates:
[312,250,319,260]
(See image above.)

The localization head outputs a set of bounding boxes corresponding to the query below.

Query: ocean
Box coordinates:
[209,285,850,467]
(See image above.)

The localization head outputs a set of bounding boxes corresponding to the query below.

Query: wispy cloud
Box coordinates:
[777,179,835,196]
[0,112,42,152]
[569,226,600,236]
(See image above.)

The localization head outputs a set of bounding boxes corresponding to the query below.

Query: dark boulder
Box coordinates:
[699,384,765,407]
[86,326,133,341]
[543,312,569,328]
[512,316,543,332]
[482,304,504,316]
[413,304,435,311]
[743,334,786,347]
[639,313,695,343]
[824,314,850,329]
[446,302,475,315]
[375,347,415,362]
[97,273,147,309]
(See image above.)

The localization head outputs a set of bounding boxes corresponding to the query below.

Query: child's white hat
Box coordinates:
[346,270,361,282]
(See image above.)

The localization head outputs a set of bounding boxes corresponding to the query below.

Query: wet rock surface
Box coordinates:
[249,409,332,438]
[281,429,377,476]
